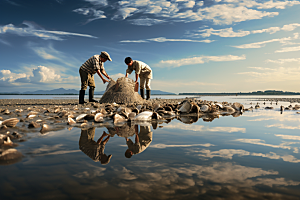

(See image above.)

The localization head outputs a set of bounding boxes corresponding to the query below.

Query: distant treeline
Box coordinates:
[179,90,300,96]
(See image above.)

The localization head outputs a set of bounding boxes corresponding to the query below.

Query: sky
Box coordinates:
[1,0,300,93]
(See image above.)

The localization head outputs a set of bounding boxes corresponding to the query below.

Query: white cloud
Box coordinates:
[0,70,27,82]
[156,54,246,68]
[237,66,300,82]
[232,36,294,49]
[150,143,215,149]
[275,134,300,140]
[266,58,300,64]
[194,27,251,38]
[113,7,138,19]
[255,0,300,9]
[84,0,108,6]
[188,23,300,39]
[0,22,97,40]
[197,4,278,25]
[110,73,125,80]
[164,122,246,133]
[120,37,214,43]
[129,18,166,26]
[235,138,294,150]
[267,124,300,130]
[275,45,300,53]
[73,8,106,23]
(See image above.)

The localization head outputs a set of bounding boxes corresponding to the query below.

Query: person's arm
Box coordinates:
[135,73,139,83]
[101,69,110,80]
[96,69,108,84]
[135,125,139,143]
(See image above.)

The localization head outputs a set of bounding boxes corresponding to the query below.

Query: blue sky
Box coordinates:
[1,0,300,93]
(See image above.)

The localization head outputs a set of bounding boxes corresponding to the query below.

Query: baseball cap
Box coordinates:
[100,51,112,61]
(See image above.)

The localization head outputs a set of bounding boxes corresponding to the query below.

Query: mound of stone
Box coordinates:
[99,77,145,104]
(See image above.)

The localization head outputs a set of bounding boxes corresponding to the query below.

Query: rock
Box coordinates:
[28,121,40,128]
[2,118,19,127]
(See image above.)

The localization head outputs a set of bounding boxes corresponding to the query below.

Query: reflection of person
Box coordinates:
[79,51,112,104]
[79,127,112,165]
[124,57,153,100]
[125,125,153,158]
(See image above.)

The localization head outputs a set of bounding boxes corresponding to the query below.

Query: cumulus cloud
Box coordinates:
[0,21,97,40]
[0,70,27,82]
[155,54,246,68]
[13,66,61,83]
[120,37,214,43]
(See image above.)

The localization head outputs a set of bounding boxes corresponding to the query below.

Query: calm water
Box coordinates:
[1,96,300,199]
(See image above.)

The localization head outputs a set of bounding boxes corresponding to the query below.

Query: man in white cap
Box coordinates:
[124,57,153,100]
[79,51,112,104]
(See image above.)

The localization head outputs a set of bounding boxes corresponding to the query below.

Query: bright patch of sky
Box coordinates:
[1,0,300,93]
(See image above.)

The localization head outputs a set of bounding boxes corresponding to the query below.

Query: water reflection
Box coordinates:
[79,127,112,165]
[124,125,153,158]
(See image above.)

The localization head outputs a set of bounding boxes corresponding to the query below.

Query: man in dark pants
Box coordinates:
[79,51,112,104]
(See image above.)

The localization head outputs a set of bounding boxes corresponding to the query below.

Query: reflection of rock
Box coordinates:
[0,148,23,165]
[178,114,199,124]
[106,123,136,138]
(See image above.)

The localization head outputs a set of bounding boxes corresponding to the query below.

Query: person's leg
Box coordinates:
[79,69,88,104]
[140,77,146,99]
[145,79,151,100]
[88,75,97,102]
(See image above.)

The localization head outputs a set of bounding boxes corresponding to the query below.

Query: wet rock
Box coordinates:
[28,121,40,128]
[0,149,23,165]
[2,118,19,127]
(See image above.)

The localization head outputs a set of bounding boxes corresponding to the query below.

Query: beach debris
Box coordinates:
[232,102,244,112]
[2,109,11,115]
[0,148,23,165]
[94,113,104,123]
[68,117,76,125]
[28,121,40,128]
[2,118,19,128]
[128,112,136,120]
[40,124,50,134]
[113,113,126,124]
[134,111,153,121]
[76,114,87,122]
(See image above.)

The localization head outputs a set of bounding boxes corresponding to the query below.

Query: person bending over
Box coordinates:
[124,57,153,100]
[79,51,112,104]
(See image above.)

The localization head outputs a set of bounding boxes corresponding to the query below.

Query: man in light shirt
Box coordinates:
[124,57,153,100]
[79,51,112,104]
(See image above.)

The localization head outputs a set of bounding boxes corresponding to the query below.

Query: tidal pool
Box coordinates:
[1,97,300,199]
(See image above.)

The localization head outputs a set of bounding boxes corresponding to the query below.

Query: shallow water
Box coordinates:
[1,97,300,199]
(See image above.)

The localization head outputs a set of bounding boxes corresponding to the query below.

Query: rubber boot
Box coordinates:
[146,90,151,100]
[140,89,145,99]
[79,90,87,104]
[89,87,98,102]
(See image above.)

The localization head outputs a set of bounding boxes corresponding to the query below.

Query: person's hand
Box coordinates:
[102,79,108,84]
[107,76,110,80]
